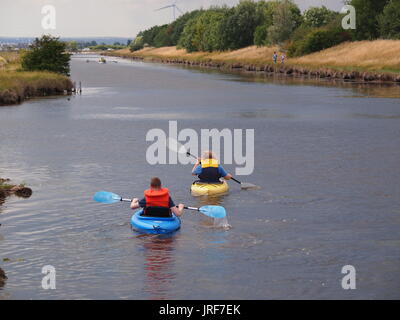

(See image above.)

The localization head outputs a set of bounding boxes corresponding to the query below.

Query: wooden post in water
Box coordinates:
[79,81,82,94]
[73,81,76,94]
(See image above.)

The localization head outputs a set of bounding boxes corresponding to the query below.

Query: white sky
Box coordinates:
[0,0,345,38]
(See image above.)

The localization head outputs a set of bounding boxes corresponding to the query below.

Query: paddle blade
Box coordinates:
[199,205,226,218]
[240,182,260,190]
[166,137,187,155]
[93,191,122,204]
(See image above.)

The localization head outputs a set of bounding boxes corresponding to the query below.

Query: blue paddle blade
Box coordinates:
[93,191,122,204]
[199,205,226,218]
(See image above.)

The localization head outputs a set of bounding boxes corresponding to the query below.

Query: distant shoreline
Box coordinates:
[103,41,400,85]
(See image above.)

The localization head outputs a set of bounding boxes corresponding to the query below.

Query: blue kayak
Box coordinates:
[130,209,181,234]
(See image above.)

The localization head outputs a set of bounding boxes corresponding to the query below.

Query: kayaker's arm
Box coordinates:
[223,173,233,180]
[130,198,140,209]
[171,203,185,217]
[192,158,201,176]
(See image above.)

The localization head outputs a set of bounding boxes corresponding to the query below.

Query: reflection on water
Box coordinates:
[182,65,400,99]
[137,234,177,300]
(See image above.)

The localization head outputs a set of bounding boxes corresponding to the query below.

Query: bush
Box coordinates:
[21,35,71,76]
[378,0,400,39]
[130,36,144,52]
[254,24,269,46]
[303,6,338,28]
[288,23,351,57]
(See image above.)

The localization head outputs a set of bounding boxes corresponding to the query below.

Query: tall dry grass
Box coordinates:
[0,51,72,105]
[290,40,400,73]
[111,40,400,74]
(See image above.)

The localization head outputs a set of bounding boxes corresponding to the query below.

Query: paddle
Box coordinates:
[166,137,258,190]
[93,191,226,218]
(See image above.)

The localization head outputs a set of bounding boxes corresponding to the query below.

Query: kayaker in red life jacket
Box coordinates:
[192,151,232,183]
[130,177,184,217]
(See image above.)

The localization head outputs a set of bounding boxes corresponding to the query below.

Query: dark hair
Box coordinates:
[150,177,162,188]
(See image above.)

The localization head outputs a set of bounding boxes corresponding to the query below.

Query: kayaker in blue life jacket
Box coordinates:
[192,151,232,183]
[130,177,184,217]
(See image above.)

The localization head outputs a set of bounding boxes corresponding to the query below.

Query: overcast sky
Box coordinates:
[0,0,345,38]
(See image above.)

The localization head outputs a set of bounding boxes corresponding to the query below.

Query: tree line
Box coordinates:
[130,0,400,57]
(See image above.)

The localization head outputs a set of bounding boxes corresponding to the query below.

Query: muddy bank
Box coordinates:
[0,267,6,288]
[0,84,73,106]
[103,52,400,85]
[0,178,32,203]
[0,77,73,107]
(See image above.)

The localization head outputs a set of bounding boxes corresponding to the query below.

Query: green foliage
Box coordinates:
[378,0,400,39]
[348,0,390,40]
[89,44,125,50]
[21,35,71,76]
[130,36,144,52]
[254,24,269,46]
[178,17,199,52]
[130,0,395,57]
[303,6,338,28]
[288,18,351,57]
[153,25,173,47]
[170,10,203,45]
[224,0,261,49]
[267,0,303,44]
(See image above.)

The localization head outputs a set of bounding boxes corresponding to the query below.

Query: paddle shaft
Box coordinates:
[121,197,200,211]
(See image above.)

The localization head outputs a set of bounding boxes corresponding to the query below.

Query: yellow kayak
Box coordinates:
[191,180,229,196]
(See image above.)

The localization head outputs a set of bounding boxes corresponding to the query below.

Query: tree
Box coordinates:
[130,36,144,51]
[267,0,302,44]
[254,24,269,46]
[170,10,202,45]
[303,6,338,28]
[21,35,71,75]
[348,0,390,40]
[378,0,400,39]
[222,0,260,49]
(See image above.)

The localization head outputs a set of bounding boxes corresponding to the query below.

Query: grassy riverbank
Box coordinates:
[0,52,73,106]
[104,40,400,81]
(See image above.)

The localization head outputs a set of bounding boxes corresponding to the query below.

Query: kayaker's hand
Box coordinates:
[178,203,184,210]
[132,198,138,203]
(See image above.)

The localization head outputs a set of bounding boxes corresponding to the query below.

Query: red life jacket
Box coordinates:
[144,188,170,208]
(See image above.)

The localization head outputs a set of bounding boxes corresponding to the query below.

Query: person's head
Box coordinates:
[202,150,216,160]
[150,177,162,189]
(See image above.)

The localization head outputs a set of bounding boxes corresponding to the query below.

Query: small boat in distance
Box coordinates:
[98,57,106,64]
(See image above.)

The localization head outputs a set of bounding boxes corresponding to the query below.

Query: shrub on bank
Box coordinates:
[288,19,351,57]
[21,35,71,76]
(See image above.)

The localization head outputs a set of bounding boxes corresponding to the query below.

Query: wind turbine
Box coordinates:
[155,0,183,21]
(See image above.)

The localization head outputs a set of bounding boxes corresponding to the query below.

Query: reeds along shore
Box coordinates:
[0,52,73,106]
[103,40,400,84]
[0,71,73,106]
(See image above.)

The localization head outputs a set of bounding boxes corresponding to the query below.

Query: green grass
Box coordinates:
[0,51,72,105]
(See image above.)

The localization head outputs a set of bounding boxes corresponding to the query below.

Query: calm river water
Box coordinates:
[0,55,399,299]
